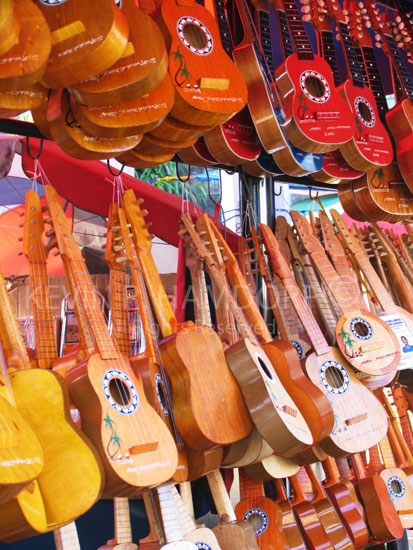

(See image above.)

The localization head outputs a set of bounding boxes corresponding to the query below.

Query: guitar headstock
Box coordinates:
[307,0,333,32]
[392,384,409,417]
[22,189,47,263]
[361,0,392,39]
[180,213,218,268]
[121,188,153,254]
[290,210,325,255]
[330,209,363,255]
[105,202,128,270]
[318,211,346,258]
[195,214,235,270]
[259,223,294,279]
[44,184,83,262]
[274,216,293,263]
[324,0,347,26]
[180,219,204,273]
[250,0,269,14]
[345,0,374,48]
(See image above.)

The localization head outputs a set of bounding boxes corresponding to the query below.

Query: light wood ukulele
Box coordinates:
[45,183,178,496]
[121,188,253,451]
[98,497,138,550]
[331,209,413,372]
[37,0,129,88]
[183,212,314,458]
[258,222,388,457]
[291,210,401,378]
[157,484,198,550]
[112,203,189,483]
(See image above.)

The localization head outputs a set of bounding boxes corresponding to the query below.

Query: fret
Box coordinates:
[157,484,184,544]
[53,523,81,550]
[275,8,294,59]
[320,31,340,87]
[282,0,314,60]
[213,0,234,56]
[258,10,274,75]
[361,46,388,117]
[114,497,133,544]
[353,45,369,86]
[338,22,365,87]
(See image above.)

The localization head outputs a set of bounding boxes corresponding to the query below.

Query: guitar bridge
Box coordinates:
[315,111,340,120]
[129,442,158,455]
[367,135,384,143]
[281,405,297,417]
[345,412,368,426]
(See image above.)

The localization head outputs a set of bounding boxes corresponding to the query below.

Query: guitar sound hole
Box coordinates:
[324,366,345,389]
[358,102,372,123]
[109,378,131,407]
[258,358,274,381]
[183,23,208,50]
[353,321,370,338]
[248,512,264,534]
[304,76,325,98]
[390,479,403,496]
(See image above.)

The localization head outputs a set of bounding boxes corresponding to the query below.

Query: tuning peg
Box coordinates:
[115,257,128,264]
[336,32,341,40]
[148,234,156,241]
[397,41,404,48]
[134,198,144,205]
[113,245,125,251]
[302,13,311,21]
[301,5,310,13]
[137,209,149,217]
[178,228,188,236]
[143,222,152,229]
[375,41,382,48]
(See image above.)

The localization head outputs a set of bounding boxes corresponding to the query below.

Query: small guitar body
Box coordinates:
[305,347,388,457]
[37,0,129,88]
[0,0,20,58]
[311,150,364,184]
[275,53,355,153]
[47,88,142,160]
[67,352,178,496]
[0,0,51,91]
[338,79,393,172]
[155,0,247,126]
[158,321,254,450]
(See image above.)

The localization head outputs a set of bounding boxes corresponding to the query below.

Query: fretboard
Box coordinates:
[384,31,413,100]
[114,497,133,544]
[338,22,365,88]
[214,0,234,56]
[361,46,388,120]
[320,30,340,87]
[110,265,130,356]
[239,468,265,500]
[356,253,394,311]
[282,0,313,60]
[53,523,81,550]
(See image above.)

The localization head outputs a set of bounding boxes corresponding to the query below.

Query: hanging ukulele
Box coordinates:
[291,210,401,379]
[271,0,355,154]
[45,184,178,496]
[259,222,388,457]
[324,0,394,172]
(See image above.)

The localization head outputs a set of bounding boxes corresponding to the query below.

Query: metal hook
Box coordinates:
[25,137,43,160]
[274,185,282,196]
[309,186,319,201]
[107,160,125,177]
[175,161,191,183]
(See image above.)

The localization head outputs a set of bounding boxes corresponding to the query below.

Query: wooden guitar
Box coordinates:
[177,137,218,167]
[153,0,247,127]
[69,0,168,107]
[330,209,413,372]
[320,457,369,549]
[271,0,355,154]
[184,212,314,458]
[392,384,413,456]
[121,188,253,451]
[303,465,355,550]
[324,0,393,172]
[37,0,129,89]
[45,184,178,496]
[350,452,404,543]
[157,484,198,550]
[304,0,365,184]
[291,210,401,378]
[171,485,223,550]
[98,496,139,550]
[234,468,285,550]
[0,343,44,507]
[117,149,175,170]
[287,472,334,550]
[113,204,189,483]
[259,221,388,457]
[230,0,323,175]
[0,189,106,542]
[206,468,259,550]
[340,0,413,223]
[0,0,51,91]
[0,0,20,58]
[362,1,413,192]
[70,73,175,138]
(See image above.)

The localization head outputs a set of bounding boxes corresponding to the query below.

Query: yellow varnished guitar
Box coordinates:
[45,184,178,497]
[0,189,106,542]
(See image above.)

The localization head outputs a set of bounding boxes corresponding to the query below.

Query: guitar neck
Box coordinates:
[336,21,367,87]
[273,4,294,60]
[319,30,341,87]
[157,485,185,544]
[53,522,81,550]
[360,45,389,120]
[238,468,265,500]
[356,253,395,311]
[142,490,165,545]
[213,0,235,56]
[206,468,237,522]
[254,4,275,76]
[281,0,313,60]
[114,497,133,544]
[28,259,57,368]
[110,264,131,356]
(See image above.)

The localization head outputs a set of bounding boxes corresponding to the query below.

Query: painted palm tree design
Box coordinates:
[297,92,309,119]
[355,116,363,139]
[340,327,357,358]
[171,46,191,87]
[103,410,122,460]
[370,167,386,189]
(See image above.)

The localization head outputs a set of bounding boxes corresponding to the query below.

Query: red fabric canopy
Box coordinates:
[20,137,239,251]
